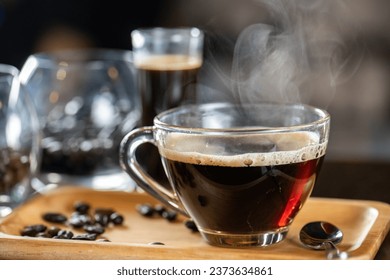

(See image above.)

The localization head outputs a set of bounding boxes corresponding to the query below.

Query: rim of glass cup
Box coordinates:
[131,27,204,42]
[154,102,330,134]
[20,48,133,70]
[0,64,21,104]
[0,63,19,77]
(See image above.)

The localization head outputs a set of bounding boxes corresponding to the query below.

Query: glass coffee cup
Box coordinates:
[120,102,330,247]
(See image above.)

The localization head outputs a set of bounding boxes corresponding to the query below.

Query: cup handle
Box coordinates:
[119,127,188,217]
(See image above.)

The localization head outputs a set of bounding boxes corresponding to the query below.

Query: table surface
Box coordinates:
[313,160,390,259]
[2,188,389,260]
[1,160,389,259]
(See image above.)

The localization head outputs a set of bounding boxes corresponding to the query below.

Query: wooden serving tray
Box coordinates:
[0,186,389,260]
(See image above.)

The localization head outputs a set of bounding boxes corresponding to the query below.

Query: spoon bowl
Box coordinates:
[300,221,348,259]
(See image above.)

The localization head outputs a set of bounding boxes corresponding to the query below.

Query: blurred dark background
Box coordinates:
[1,0,389,259]
[1,0,390,204]
[0,0,167,68]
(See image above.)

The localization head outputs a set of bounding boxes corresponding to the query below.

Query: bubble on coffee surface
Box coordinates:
[160,131,326,167]
[135,54,202,71]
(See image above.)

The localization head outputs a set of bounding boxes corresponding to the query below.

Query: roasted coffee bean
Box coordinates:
[47,226,61,237]
[20,224,47,237]
[78,213,94,225]
[137,203,154,217]
[72,233,97,241]
[83,224,105,234]
[74,201,90,214]
[68,213,93,228]
[110,212,124,225]
[162,210,177,222]
[54,230,74,239]
[35,231,52,238]
[68,215,84,228]
[154,204,166,216]
[148,242,165,245]
[94,212,110,227]
[184,220,198,232]
[96,238,111,242]
[42,212,67,224]
[94,208,114,216]
[94,208,116,226]
[36,232,51,238]
[137,203,178,221]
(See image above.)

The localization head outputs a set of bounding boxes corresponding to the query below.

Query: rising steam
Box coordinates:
[174,0,390,159]
[230,0,365,107]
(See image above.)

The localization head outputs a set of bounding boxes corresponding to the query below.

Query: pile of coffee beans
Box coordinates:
[20,200,198,244]
[136,203,198,232]
[0,148,30,194]
[20,201,124,241]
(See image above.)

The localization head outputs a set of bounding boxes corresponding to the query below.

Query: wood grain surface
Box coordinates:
[0,186,389,260]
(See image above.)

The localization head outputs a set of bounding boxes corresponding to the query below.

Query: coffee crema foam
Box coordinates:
[134,54,202,71]
[159,131,327,167]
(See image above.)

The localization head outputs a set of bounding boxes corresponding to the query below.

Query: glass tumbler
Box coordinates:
[20,49,141,192]
[0,64,40,217]
[131,27,204,126]
[131,27,204,184]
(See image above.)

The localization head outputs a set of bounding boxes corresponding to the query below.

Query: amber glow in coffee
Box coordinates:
[120,103,330,247]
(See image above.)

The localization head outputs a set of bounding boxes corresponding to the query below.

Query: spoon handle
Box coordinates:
[324,242,348,260]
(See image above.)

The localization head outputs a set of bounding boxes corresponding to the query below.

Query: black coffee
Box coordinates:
[135,55,202,182]
[160,132,326,234]
[135,54,202,126]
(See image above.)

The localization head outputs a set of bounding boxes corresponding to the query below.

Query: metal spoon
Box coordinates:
[299,221,348,259]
